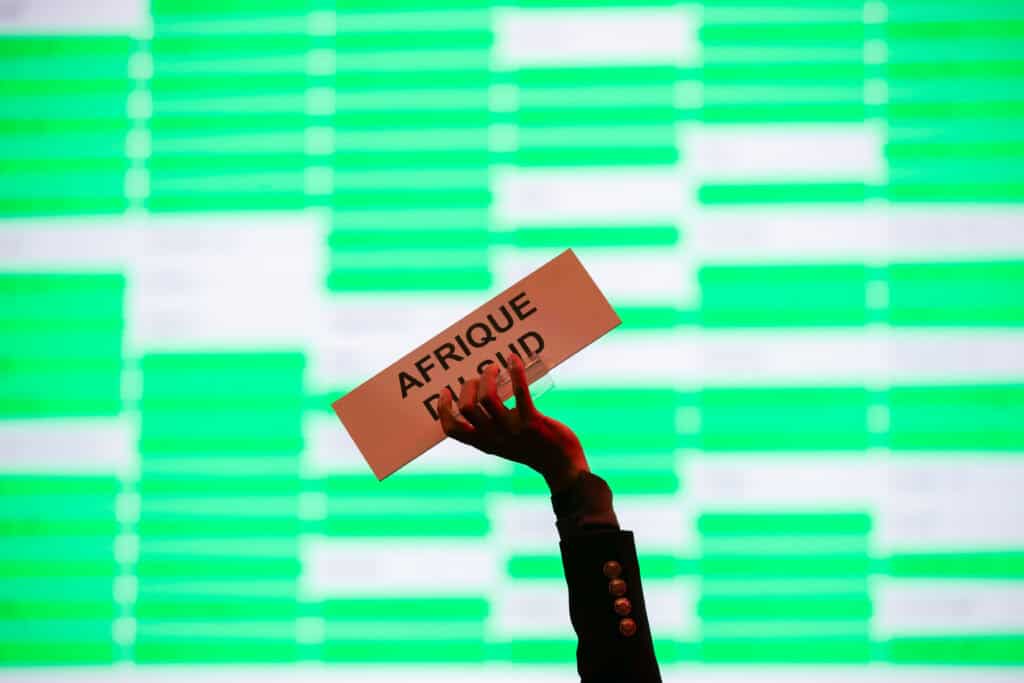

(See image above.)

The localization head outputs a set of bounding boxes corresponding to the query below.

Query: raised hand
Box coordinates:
[437,352,589,493]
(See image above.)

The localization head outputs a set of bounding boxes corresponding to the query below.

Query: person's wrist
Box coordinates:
[541,454,590,495]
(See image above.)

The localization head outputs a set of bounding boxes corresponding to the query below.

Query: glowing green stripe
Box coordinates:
[700,182,867,204]
[517,66,677,86]
[889,261,1024,325]
[0,476,118,497]
[152,34,308,57]
[139,475,303,496]
[135,638,298,663]
[334,188,490,210]
[0,77,129,97]
[336,108,490,129]
[887,551,1024,578]
[136,555,301,580]
[700,387,869,451]
[151,112,306,134]
[887,139,1024,161]
[889,99,1024,120]
[702,102,865,123]
[0,36,131,58]
[0,94,128,121]
[0,371,122,419]
[701,22,865,46]
[0,132,127,160]
[888,181,1024,203]
[138,516,301,538]
[889,19,1024,40]
[335,149,490,169]
[336,30,491,52]
[701,637,870,663]
[0,599,117,620]
[151,73,307,96]
[0,519,118,536]
[0,641,115,665]
[699,264,869,327]
[136,596,298,620]
[0,330,122,359]
[336,69,489,90]
[149,153,307,173]
[888,635,1024,665]
[146,193,307,212]
[515,226,679,248]
[327,266,492,292]
[0,559,117,578]
[520,105,677,126]
[702,61,864,84]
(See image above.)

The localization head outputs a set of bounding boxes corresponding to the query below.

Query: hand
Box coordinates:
[438,353,589,493]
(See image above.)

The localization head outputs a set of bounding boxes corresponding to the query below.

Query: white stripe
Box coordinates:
[493,167,683,224]
[0,0,143,33]
[0,417,135,475]
[301,536,497,598]
[875,581,1024,636]
[685,455,881,508]
[493,8,699,68]
[683,124,884,184]
[693,206,1024,263]
[877,457,1024,551]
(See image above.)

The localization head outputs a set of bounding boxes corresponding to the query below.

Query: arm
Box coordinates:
[439,354,663,682]
[551,470,662,682]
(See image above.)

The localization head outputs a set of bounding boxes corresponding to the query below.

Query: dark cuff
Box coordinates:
[550,470,620,540]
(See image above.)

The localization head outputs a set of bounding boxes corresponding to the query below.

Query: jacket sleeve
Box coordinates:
[550,471,663,683]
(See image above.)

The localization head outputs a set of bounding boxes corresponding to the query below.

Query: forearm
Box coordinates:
[549,471,663,682]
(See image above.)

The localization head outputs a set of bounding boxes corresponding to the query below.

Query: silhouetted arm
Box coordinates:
[551,470,662,683]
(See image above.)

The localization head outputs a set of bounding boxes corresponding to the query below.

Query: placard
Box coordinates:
[332,248,621,480]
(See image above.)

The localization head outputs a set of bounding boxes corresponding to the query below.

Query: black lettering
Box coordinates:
[517,330,545,357]
[434,342,462,371]
[455,333,471,357]
[476,358,496,375]
[399,371,424,399]
[424,393,441,420]
[487,305,515,333]
[414,355,436,384]
[466,322,496,348]
[509,291,537,321]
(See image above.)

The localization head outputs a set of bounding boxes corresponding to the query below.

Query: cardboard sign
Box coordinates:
[332,248,621,480]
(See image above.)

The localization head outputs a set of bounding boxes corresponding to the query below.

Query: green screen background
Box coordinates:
[2,1,1023,681]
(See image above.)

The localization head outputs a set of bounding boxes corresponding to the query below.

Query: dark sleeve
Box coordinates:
[550,471,663,683]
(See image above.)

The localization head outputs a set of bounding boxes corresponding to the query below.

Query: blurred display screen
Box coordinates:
[1,1,1022,681]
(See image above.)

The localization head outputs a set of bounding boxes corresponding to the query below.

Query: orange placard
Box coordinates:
[332,248,621,480]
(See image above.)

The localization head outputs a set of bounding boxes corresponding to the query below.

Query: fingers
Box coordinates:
[438,387,478,446]
[478,363,515,432]
[508,352,537,419]
[458,375,497,437]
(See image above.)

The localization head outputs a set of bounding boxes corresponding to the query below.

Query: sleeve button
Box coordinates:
[619,618,637,637]
[602,560,622,578]
[613,597,632,616]
[608,578,627,597]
